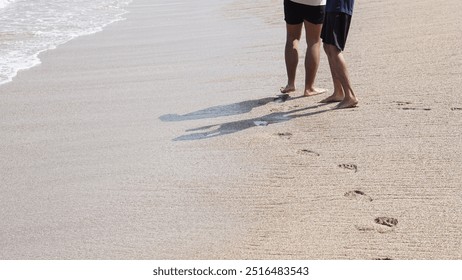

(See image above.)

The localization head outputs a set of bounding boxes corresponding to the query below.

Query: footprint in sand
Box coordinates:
[298,149,320,157]
[393,102,431,111]
[374,217,398,228]
[276,132,293,139]
[401,107,431,111]
[354,216,399,234]
[394,101,412,106]
[344,190,373,202]
[355,217,398,232]
[338,163,358,172]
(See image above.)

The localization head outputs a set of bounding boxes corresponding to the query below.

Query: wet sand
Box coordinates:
[0,0,461,259]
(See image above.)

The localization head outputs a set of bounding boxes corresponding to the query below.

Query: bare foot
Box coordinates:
[303,88,327,97]
[335,98,359,109]
[319,93,344,103]
[280,85,296,94]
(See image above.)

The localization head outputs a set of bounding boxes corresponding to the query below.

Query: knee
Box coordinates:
[323,43,339,57]
[306,37,321,49]
[305,32,322,48]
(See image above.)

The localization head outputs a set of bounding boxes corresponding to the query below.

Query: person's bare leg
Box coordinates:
[323,44,358,108]
[320,44,344,103]
[281,23,303,94]
[303,20,326,96]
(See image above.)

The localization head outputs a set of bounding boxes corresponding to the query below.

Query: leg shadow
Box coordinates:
[159,97,275,122]
[173,104,332,141]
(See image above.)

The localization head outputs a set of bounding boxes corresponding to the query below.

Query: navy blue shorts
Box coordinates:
[284,0,325,25]
[321,12,352,51]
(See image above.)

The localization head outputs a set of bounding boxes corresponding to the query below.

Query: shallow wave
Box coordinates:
[0,0,133,85]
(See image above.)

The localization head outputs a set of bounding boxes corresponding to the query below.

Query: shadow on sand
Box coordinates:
[160,96,332,141]
[159,97,275,122]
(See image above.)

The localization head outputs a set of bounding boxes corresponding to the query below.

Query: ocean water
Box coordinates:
[0,0,132,85]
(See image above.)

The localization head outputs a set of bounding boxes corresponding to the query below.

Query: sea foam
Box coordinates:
[0,0,132,85]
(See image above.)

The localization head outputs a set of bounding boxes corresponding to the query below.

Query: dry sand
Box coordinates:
[0,0,461,259]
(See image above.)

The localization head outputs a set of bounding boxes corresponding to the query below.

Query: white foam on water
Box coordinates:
[0,0,16,9]
[0,0,133,86]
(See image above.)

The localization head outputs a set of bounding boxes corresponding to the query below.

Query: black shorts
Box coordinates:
[321,12,352,51]
[284,0,325,25]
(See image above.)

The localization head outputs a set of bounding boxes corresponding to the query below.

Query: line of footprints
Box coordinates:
[270,100,461,259]
[277,132,399,249]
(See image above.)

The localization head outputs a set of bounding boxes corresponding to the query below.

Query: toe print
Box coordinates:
[338,163,358,172]
[374,217,398,227]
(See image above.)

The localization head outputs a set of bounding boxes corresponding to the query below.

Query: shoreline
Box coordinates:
[1,0,461,259]
[0,0,133,86]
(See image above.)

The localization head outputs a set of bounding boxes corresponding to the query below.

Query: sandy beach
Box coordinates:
[1,0,461,259]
